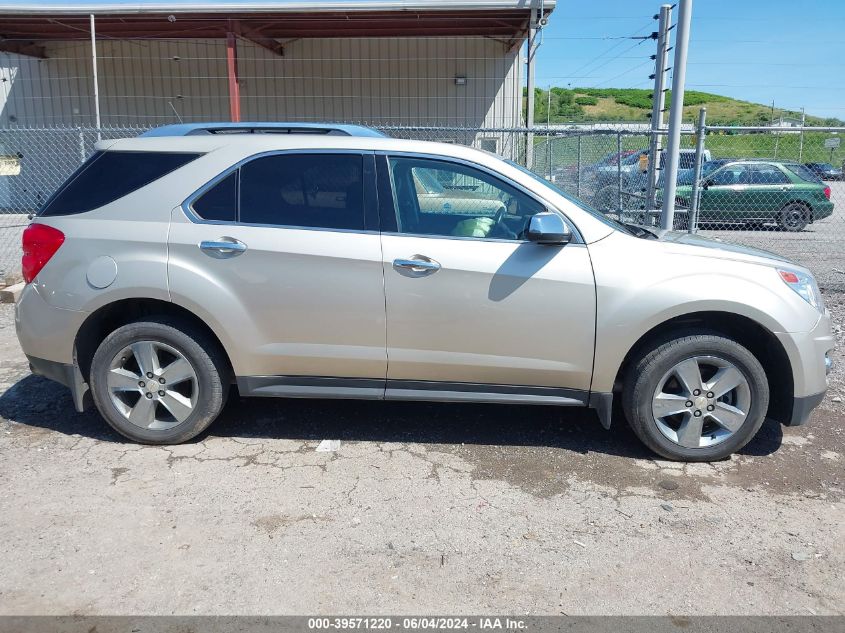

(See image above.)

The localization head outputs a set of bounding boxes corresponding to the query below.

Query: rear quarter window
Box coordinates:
[40,150,200,216]
[785,163,823,183]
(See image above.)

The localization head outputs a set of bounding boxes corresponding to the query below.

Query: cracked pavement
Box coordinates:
[0,299,843,615]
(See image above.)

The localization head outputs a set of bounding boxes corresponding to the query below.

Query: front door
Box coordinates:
[168,151,387,396]
[377,155,596,403]
[699,163,752,224]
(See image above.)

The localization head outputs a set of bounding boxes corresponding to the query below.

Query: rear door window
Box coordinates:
[785,163,823,183]
[238,154,365,230]
[40,151,199,216]
[748,164,790,184]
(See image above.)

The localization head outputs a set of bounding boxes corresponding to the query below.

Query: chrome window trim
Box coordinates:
[180,148,377,235]
[380,231,586,247]
[376,149,585,245]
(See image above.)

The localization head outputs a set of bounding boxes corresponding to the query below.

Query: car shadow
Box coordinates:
[0,374,784,459]
[488,241,558,302]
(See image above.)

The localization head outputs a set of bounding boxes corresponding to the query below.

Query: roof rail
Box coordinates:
[139,122,388,138]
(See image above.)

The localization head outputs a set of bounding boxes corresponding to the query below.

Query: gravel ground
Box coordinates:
[0,298,843,616]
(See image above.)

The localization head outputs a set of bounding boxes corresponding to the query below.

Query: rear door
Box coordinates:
[741,163,793,219]
[168,151,388,396]
[377,154,596,403]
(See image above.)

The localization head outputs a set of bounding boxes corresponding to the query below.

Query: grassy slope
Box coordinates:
[536,131,845,171]
[532,87,845,127]
[529,88,845,168]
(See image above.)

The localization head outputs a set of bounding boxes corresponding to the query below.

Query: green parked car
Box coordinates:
[675,160,834,231]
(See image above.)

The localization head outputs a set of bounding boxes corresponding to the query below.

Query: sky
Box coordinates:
[534,0,845,119]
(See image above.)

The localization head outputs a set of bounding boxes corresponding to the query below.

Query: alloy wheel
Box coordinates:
[651,355,751,449]
[106,340,198,430]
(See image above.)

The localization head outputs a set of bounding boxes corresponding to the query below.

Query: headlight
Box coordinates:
[777,268,825,312]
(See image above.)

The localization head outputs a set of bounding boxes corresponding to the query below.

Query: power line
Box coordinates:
[593,59,653,88]
[556,20,654,87]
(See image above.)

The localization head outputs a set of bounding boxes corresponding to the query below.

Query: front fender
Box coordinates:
[588,233,820,393]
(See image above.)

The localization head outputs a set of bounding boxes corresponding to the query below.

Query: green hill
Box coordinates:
[528,87,845,127]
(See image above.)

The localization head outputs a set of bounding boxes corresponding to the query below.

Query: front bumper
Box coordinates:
[776,310,834,426]
[788,391,826,427]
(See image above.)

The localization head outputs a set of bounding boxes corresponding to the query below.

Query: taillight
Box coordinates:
[824,186,831,200]
[22,223,65,283]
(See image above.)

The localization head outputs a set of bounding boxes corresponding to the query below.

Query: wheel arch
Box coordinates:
[611,310,794,426]
[74,297,234,386]
[782,198,814,221]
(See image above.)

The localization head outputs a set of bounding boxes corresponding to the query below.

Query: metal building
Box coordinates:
[0,0,554,129]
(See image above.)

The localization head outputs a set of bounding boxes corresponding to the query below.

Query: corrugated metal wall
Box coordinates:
[0,37,522,127]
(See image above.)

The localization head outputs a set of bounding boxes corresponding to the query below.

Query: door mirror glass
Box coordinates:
[526,212,571,245]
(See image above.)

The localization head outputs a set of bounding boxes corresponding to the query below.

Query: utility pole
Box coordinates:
[646,4,672,210]
[660,0,692,231]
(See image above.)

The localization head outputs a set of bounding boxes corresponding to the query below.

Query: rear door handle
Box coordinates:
[393,256,441,276]
[199,238,247,258]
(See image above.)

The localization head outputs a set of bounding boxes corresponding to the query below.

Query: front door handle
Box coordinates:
[393,256,441,277]
[199,238,247,258]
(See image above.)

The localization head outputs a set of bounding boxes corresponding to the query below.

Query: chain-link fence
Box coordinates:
[688,126,845,291]
[0,126,149,278]
[1,123,844,288]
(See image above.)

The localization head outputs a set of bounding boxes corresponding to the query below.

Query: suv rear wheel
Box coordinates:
[89,318,229,444]
[622,333,769,461]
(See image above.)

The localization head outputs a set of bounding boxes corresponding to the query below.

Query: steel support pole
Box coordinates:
[546,87,552,179]
[646,4,672,210]
[89,14,101,139]
[799,108,806,163]
[688,107,707,233]
[617,132,623,212]
[226,30,241,123]
[525,18,537,169]
[660,0,693,231]
[576,135,582,197]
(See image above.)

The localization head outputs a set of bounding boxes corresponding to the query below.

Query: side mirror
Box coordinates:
[702,178,713,189]
[527,212,572,245]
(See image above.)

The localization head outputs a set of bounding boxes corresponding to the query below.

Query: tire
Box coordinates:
[622,333,769,462]
[89,317,229,444]
[778,203,810,232]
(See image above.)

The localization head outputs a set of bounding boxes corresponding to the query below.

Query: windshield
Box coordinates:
[621,152,643,166]
[504,159,635,235]
[701,160,724,173]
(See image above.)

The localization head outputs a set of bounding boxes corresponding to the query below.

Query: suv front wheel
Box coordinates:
[89,318,229,444]
[622,333,769,461]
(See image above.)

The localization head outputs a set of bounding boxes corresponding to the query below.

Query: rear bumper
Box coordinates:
[812,201,834,220]
[26,355,90,413]
[15,283,86,365]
